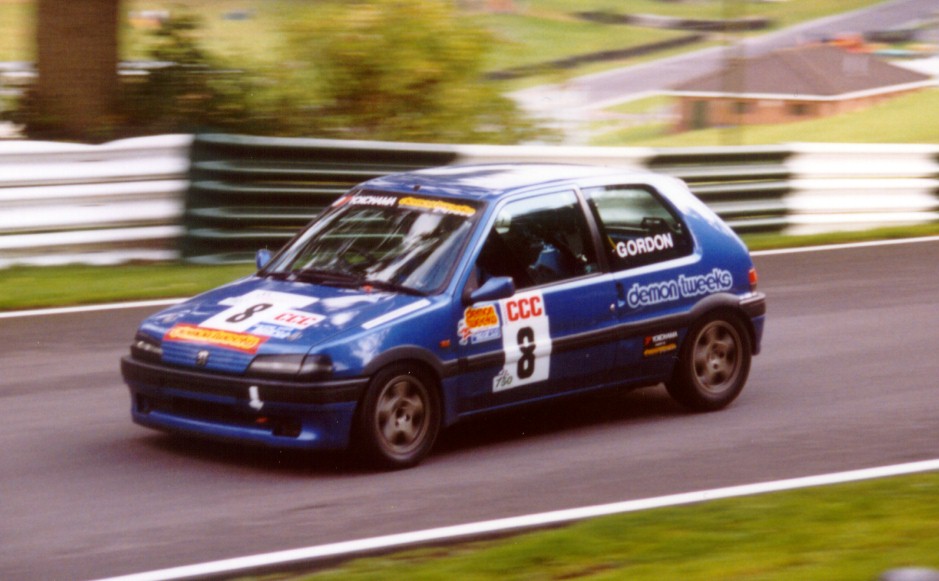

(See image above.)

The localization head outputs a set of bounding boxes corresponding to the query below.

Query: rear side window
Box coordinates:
[584,186,692,271]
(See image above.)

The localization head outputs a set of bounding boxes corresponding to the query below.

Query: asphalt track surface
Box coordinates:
[1,238,938,579]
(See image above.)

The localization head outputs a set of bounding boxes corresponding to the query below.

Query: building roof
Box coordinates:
[671,44,933,99]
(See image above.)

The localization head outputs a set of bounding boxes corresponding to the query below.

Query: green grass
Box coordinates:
[1,223,938,312]
[593,88,939,147]
[276,472,939,580]
[528,0,884,27]
[4,3,935,579]
[0,262,253,311]
[469,12,688,72]
[0,0,33,62]
[122,0,304,69]
[120,0,883,63]
[743,222,939,251]
[3,231,937,581]
[1,0,887,77]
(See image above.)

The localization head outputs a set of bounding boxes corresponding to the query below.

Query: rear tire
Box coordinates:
[666,314,751,411]
[355,365,440,469]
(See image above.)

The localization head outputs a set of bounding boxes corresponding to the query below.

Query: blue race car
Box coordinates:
[122,164,766,469]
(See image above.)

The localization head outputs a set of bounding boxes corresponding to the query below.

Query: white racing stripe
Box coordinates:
[95,458,939,581]
[361,298,432,330]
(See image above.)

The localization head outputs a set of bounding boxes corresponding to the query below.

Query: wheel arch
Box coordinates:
[685,293,758,355]
[667,297,754,411]
[357,346,448,418]
[361,346,447,381]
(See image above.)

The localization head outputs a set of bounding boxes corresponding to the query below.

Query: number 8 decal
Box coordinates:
[517,327,536,379]
[199,290,318,333]
[494,290,552,392]
[226,303,273,324]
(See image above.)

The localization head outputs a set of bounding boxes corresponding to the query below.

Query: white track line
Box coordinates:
[6,235,936,579]
[96,458,939,581]
[0,298,183,320]
[5,235,939,321]
[750,235,939,257]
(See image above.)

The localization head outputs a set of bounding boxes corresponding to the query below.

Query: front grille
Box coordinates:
[162,342,253,374]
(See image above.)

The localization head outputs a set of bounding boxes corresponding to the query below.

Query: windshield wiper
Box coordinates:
[264,269,425,296]
[358,278,427,297]
[281,268,361,286]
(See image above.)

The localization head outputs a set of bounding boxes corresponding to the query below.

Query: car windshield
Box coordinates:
[263,191,482,295]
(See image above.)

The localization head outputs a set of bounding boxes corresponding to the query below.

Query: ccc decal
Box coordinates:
[505,296,543,322]
[494,291,553,392]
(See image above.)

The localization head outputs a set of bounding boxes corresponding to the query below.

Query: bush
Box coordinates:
[7,3,553,144]
[278,0,552,144]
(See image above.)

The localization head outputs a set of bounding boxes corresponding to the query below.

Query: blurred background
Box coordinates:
[2,0,938,272]
[3,4,939,580]
[1,0,937,145]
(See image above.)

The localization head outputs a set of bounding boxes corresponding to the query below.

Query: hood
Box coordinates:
[140,276,431,374]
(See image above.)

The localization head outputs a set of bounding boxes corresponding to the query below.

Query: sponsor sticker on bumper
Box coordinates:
[164,324,268,354]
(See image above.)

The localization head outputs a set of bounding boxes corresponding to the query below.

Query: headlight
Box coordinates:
[131,333,163,363]
[247,354,333,380]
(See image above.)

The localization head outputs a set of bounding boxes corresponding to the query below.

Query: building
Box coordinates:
[669,44,934,131]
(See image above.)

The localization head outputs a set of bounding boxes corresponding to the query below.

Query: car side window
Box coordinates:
[475,191,599,289]
[584,185,692,271]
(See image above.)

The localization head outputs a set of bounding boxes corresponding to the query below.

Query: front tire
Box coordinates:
[666,314,751,411]
[355,365,440,469]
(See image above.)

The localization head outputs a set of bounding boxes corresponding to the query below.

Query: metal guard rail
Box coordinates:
[0,134,191,268]
[1,134,936,267]
[183,135,804,264]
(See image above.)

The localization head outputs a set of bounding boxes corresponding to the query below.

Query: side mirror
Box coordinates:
[466,276,515,304]
[256,249,272,270]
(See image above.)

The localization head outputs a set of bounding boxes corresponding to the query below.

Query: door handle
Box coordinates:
[615,281,627,309]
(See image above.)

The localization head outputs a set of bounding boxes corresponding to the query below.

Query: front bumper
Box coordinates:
[121,356,369,450]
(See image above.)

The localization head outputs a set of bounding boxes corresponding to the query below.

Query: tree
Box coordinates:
[120,13,270,136]
[282,0,551,144]
[33,0,120,141]
[17,0,551,144]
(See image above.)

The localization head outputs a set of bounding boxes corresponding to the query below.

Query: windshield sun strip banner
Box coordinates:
[398,196,476,216]
[333,192,477,217]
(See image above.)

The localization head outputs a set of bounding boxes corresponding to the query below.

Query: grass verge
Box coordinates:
[743,222,939,252]
[2,224,938,312]
[0,262,253,312]
[278,472,939,580]
[3,0,885,78]
[593,89,939,147]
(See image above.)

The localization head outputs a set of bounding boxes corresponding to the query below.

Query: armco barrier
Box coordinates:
[183,134,460,264]
[785,143,939,235]
[644,145,791,234]
[0,134,191,268]
[181,135,793,263]
[1,134,937,267]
